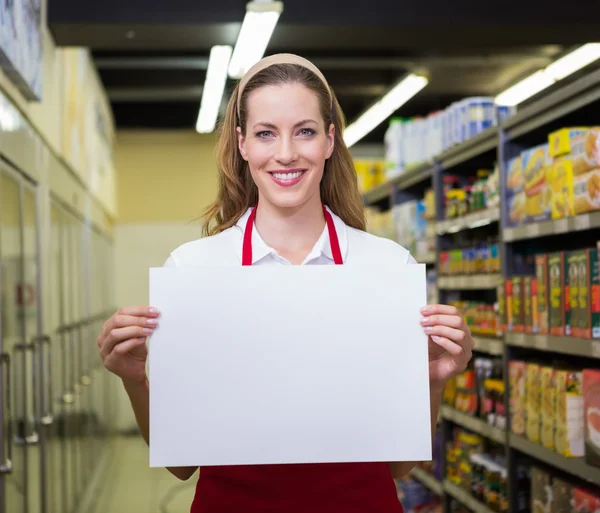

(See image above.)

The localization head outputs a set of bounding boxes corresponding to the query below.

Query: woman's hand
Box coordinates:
[420,304,474,390]
[98,306,160,385]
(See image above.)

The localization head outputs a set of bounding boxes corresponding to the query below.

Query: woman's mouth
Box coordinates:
[268,170,306,187]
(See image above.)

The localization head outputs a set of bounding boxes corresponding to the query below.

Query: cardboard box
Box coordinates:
[552,478,574,513]
[535,255,549,335]
[555,370,584,457]
[550,157,575,219]
[509,361,527,437]
[505,279,514,333]
[583,369,600,468]
[541,366,557,450]
[549,252,567,336]
[522,144,553,223]
[512,276,524,333]
[574,168,600,215]
[567,252,579,336]
[506,156,525,227]
[531,467,553,513]
[575,249,600,339]
[570,127,600,175]
[548,127,589,158]
[524,277,534,333]
[574,488,600,513]
[526,363,541,443]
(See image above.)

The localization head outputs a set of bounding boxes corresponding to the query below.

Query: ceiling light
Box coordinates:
[228,0,284,79]
[196,45,233,134]
[496,43,600,106]
[344,74,428,148]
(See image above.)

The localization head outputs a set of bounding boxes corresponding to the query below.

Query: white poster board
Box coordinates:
[149,264,431,467]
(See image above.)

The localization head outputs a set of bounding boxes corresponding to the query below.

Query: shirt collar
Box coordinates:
[234,205,349,264]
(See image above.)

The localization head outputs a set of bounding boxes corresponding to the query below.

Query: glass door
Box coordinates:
[0,168,26,513]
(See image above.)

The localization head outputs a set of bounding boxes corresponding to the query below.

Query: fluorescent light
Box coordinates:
[196,45,233,133]
[496,43,600,106]
[344,74,428,148]
[228,1,284,79]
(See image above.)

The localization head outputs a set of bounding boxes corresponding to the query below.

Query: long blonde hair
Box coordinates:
[201,62,366,237]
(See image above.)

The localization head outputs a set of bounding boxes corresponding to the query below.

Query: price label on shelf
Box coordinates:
[554,219,569,233]
[575,214,591,231]
[592,342,600,359]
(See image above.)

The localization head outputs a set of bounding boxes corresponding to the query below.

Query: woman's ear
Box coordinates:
[237,126,248,161]
[326,123,335,159]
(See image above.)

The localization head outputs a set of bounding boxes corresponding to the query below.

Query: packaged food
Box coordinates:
[551,478,574,513]
[505,280,513,333]
[506,157,525,226]
[535,255,549,334]
[522,144,553,222]
[512,276,524,333]
[540,366,557,450]
[573,168,600,215]
[571,127,600,175]
[509,361,527,436]
[583,369,600,468]
[524,276,534,333]
[531,467,553,513]
[548,127,589,158]
[574,488,600,513]
[574,249,600,339]
[567,252,579,336]
[549,252,567,336]
[526,363,541,443]
[555,370,584,457]
[550,157,575,219]
[508,191,526,227]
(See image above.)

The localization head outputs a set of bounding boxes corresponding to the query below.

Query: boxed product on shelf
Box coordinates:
[509,361,527,437]
[355,160,385,193]
[540,366,557,450]
[522,144,553,223]
[574,488,600,513]
[424,188,436,220]
[574,249,600,339]
[549,127,589,158]
[511,276,525,333]
[550,157,575,219]
[524,276,536,333]
[535,255,550,335]
[526,363,542,443]
[552,478,575,513]
[531,467,553,513]
[573,168,600,215]
[570,127,600,175]
[583,369,600,468]
[549,252,567,336]
[506,156,525,227]
[555,369,584,457]
[567,252,578,336]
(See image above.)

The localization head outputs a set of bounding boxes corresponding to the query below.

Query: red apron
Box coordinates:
[190,205,403,513]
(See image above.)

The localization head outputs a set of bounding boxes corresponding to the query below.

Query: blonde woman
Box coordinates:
[98,54,474,513]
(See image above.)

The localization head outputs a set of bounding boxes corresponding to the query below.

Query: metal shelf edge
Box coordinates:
[443,480,497,513]
[410,468,443,495]
[362,183,392,206]
[438,274,502,290]
[393,163,435,191]
[441,406,506,444]
[503,212,600,243]
[439,128,498,170]
[505,333,600,359]
[473,336,505,356]
[436,207,500,235]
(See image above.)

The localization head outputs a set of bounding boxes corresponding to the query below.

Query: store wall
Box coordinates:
[113,130,219,430]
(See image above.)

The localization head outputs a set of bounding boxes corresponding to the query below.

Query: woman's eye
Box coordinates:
[298,128,316,137]
[256,131,273,138]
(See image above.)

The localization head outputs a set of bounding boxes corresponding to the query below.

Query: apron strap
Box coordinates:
[242,205,343,266]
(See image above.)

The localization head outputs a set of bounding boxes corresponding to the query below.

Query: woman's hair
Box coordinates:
[200,62,366,237]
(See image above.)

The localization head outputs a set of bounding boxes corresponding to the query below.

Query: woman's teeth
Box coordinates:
[273,171,304,180]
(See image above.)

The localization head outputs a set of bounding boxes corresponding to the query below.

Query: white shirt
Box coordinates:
[164,206,417,267]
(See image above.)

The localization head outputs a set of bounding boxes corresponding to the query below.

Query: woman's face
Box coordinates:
[238,82,335,210]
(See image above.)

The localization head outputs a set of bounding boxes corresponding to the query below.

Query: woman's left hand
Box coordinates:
[420,304,474,390]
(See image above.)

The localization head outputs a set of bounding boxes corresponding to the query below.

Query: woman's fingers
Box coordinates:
[100,325,154,358]
[429,336,464,357]
[421,314,464,329]
[101,306,159,337]
[113,338,147,356]
[420,304,459,317]
[424,325,471,350]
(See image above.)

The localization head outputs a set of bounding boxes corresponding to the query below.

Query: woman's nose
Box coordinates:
[274,137,298,164]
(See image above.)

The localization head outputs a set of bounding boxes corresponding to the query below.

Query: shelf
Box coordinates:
[410,468,443,496]
[473,336,504,356]
[505,333,600,359]
[392,162,435,190]
[362,182,392,207]
[441,406,506,444]
[509,434,600,486]
[443,480,497,513]
[436,207,500,235]
[503,212,600,242]
[438,274,501,290]
[438,127,498,171]
[415,252,436,265]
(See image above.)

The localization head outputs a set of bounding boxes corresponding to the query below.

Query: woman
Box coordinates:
[97,53,474,512]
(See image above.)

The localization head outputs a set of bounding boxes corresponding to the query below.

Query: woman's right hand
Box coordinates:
[98,306,160,385]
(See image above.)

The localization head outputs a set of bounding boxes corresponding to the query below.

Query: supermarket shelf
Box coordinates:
[503,212,600,242]
[362,182,392,206]
[438,274,501,290]
[436,206,500,235]
[415,252,436,265]
[441,406,506,445]
[410,468,443,496]
[393,162,435,190]
[505,333,600,359]
[473,336,504,356]
[438,127,498,171]
[443,480,497,513]
[509,434,600,486]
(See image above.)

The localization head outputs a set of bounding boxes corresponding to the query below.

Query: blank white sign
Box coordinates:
[148,264,431,468]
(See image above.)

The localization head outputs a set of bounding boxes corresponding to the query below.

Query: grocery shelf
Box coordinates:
[362,182,391,207]
[436,206,500,235]
[441,406,506,445]
[503,212,600,243]
[509,434,600,486]
[506,333,600,359]
[443,480,497,513]
[393,162,435,190]
[410,467,443,496]
[438,127,498,171]
[415,252,436,265]
[473,336,504,356]
[438,274,501,290]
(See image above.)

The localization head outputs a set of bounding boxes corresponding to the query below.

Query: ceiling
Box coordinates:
[48,0,600,143]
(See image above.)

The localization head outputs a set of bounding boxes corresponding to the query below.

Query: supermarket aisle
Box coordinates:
[97,437,196,513]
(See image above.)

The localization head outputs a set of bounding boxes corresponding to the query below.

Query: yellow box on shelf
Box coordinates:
[548,127,589,158]
[355,160,385,194]
[549,157,575,219]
